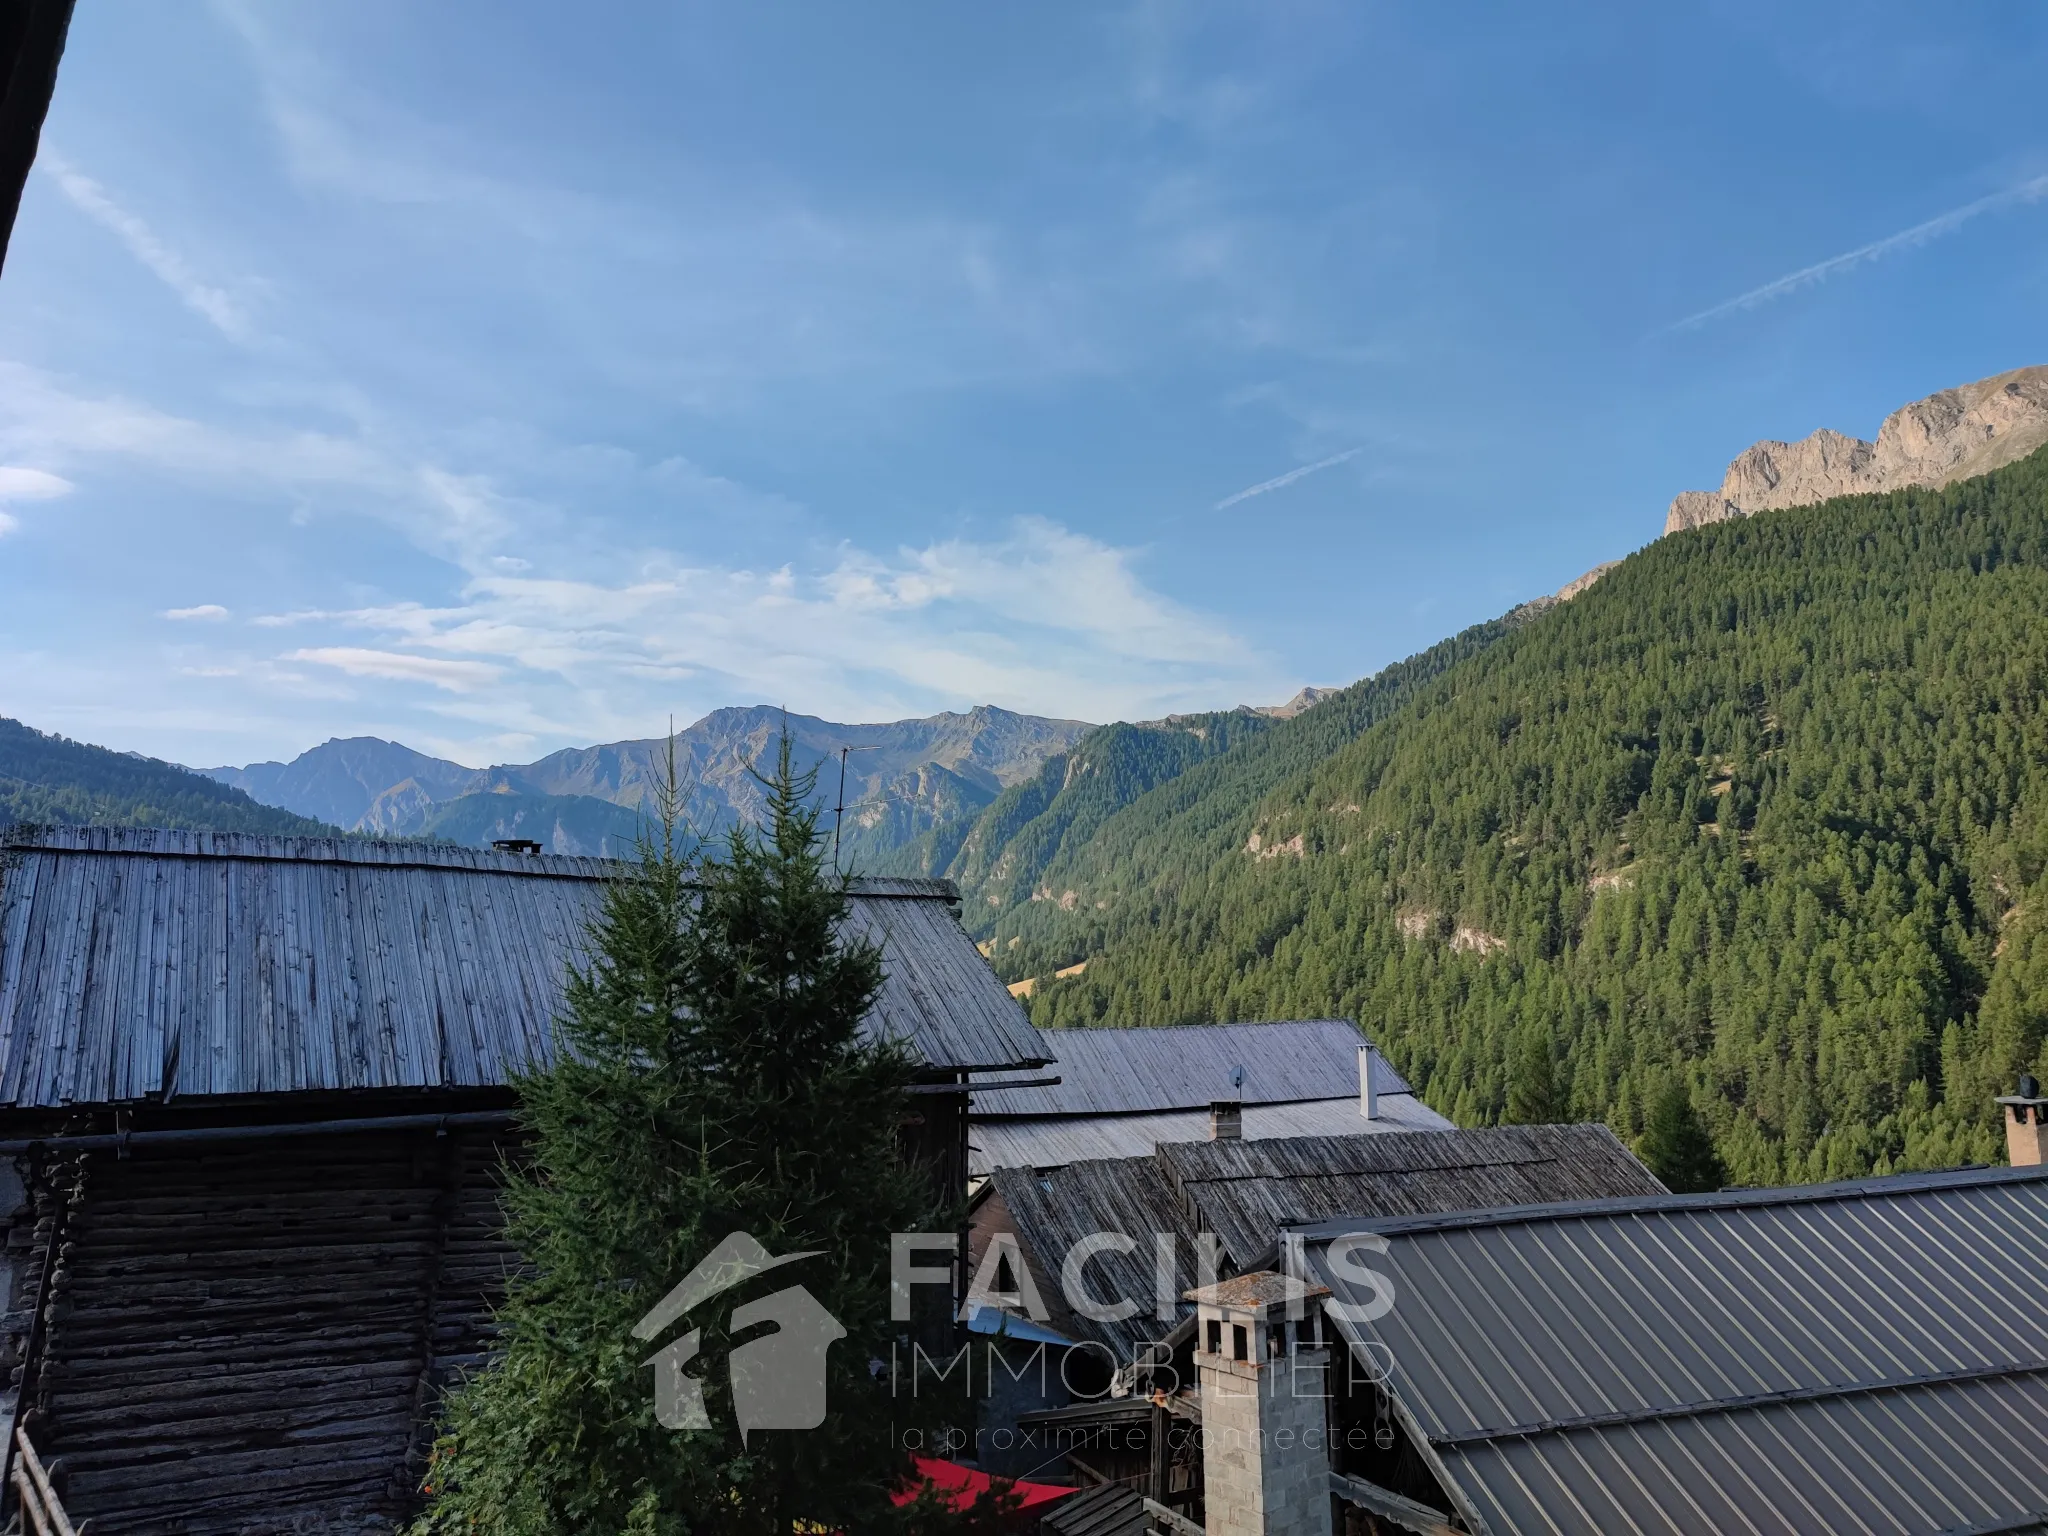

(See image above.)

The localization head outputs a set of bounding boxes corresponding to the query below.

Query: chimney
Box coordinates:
[1209,1100,1244,1141]
[1358,1045,1378,1121]
[2000,1075,2048,1166]
[1186,1272,1335,1536]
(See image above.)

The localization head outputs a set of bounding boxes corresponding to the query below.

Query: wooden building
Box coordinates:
[970,1020,1452,1178]
[965,1124,1664,1501]
[0,826,1049,1532]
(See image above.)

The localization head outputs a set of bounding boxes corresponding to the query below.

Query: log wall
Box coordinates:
[10,1127,518,1534]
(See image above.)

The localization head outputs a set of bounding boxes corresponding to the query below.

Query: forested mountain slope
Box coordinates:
[973,618,1516,970]
[1020,445,2048,1183]
[0,718,334,835]
[876,710,1273,901]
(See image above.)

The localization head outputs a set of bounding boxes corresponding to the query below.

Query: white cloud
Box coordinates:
[249,516,1277,734]
[164,604,231,621]
[39,154,256,343]
[0,363,507,563]
[0,466,74,501]
[285,647,502,692]
[0,353,1281,730]
[0,512,16,538]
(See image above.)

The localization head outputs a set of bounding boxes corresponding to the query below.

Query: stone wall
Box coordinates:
[1199,1346,1334,1536]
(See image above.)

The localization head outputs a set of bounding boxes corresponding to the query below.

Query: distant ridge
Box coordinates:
[0,718,335,837]
[204,704,1093,858]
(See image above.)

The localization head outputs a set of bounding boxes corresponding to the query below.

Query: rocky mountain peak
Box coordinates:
[1665,364,2048,536]
[1255,687,1335,720]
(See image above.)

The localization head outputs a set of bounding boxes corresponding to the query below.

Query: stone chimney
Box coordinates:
[1999,1075,2048,1166]
[1358,1045,1378,1122]
[1209,1100,1244,1141]
[1187,1272,1335,1536]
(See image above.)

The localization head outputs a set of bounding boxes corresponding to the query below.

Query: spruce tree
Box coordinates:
[418,737,947,1535]
[1502,1025,1557,1124]
[1639,1082,1728,1194]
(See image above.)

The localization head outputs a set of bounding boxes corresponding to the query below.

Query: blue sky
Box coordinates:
[2,2,2046,768]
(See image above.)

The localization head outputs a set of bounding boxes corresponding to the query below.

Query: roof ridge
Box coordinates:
[1289,1161,2048,1240]
[0,827,958,898]
[1042,1018,1360,1035]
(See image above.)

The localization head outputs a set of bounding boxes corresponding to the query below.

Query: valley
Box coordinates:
[9,367,2048,1186]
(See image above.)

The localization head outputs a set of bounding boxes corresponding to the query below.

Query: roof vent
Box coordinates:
[492,839,543,856]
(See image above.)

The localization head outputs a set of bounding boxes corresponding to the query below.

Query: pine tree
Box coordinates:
[1503,1025,1557,1124]
[1639,1082,1728,1194]
[417,737,946,1535]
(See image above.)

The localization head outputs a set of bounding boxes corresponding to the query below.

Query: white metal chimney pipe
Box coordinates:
[1359,1044,1379,1121]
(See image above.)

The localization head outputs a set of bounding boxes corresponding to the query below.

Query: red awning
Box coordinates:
[893,1456,1077,1514]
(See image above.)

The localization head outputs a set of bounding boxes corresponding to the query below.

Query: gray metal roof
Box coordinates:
[0,827,1048,1107]
[978,1125,1662,1360]
[987,1019,1412,1116]
[1303,1165,2048,1536]
[969,1091,1452,1175]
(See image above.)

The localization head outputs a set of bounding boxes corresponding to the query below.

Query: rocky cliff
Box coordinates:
[1665,364,2048,535]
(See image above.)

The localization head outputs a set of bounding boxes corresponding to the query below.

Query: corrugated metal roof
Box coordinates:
[969,1091,1452,1176]
[0,827,1048,1107]
[1303,1165,2048,1536]
[987,1019,1412,1117]
[980,1125,1661,1361]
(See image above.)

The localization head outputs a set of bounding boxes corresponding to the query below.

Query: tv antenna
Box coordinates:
[832,745,882,869]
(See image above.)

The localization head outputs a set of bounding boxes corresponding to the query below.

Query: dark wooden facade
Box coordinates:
[0,830,1048,1531]
[2,1114,516,1530]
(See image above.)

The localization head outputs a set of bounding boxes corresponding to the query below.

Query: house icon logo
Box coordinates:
[633,1231,847,1442]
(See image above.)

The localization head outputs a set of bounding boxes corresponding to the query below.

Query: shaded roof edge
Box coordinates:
[969,1087,1428,1123]
[0,826,960,898]
[1287,1161,2047,1241]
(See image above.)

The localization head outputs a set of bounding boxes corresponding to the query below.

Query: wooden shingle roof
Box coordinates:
[0,826,1048,1107]
[979,1124,1663,1358]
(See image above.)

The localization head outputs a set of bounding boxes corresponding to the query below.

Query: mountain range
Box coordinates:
[978,374,2048,1189]
[203,705,1101,859]
[199,695,1356,861]
[10,362,2048,1186]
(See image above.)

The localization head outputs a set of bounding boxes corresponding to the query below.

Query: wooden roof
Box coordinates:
[0,826,1048,1108]
[969,1090,1453,1175]
[979,1124,1664,1358]
[982,1019,1412,1116]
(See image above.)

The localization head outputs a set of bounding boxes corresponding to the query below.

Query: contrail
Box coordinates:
[1662,172,2048,334]
[1214,447,1362,510]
